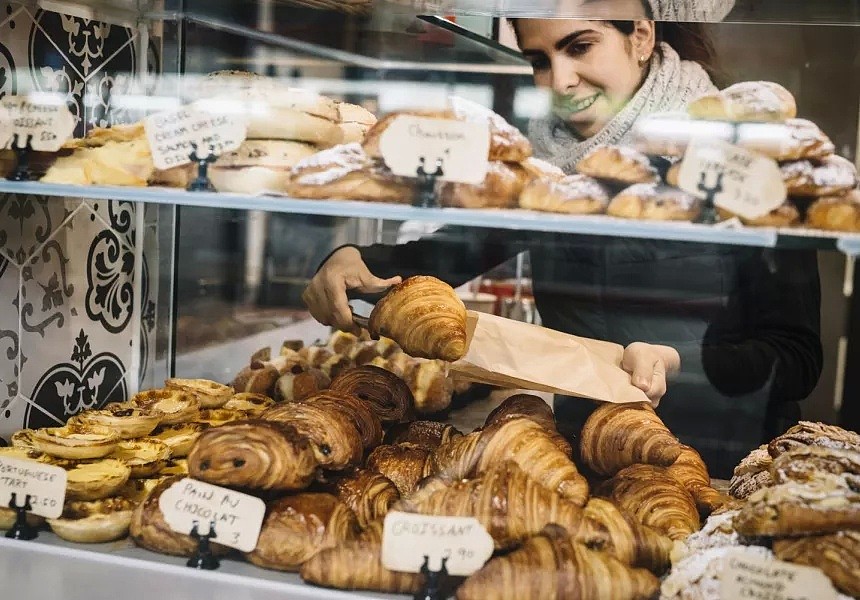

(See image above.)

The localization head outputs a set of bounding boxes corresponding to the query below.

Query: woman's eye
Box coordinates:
[566,43,591,57]
[529,57,550,71]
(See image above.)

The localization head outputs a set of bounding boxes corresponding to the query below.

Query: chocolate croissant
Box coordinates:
[580,402,682,477]
[245,493,359,572]
[456,524,660,600]
[484,394,573,458]
[301,521,422,594]
[319,468,400,529]
[274,366,330,403]
[383,420,463,450]
[433,418,589,506]
[187,419,318,492]
[366,443,434,496]
[368,275,468,362]
[596,464,700,541]
[329,365,414,423]
[303,391,383,450]
[130,476,230,557]
[397,461,601,550]
[666,444,731,518]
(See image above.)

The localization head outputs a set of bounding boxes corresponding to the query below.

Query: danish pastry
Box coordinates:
[688,81,797,123]
[608,184,702,221]
[519,174,610,214]
[576,145,659,185]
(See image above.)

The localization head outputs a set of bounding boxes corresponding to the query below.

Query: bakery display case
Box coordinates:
[1,0,860,598]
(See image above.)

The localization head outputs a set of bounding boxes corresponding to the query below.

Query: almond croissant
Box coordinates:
[366,443,434,496]
[318,467,400,529]
[666,444,730,518]
[187,420,318,492]
[368,275,468,362]
[432,417,589,506]
[580,402,682,476]
[456,524,660,600]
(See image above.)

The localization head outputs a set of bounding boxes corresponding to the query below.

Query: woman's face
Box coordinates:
[517,19,656,138]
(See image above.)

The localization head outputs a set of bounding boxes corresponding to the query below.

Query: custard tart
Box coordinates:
[158,458,188,477]
[0,445,47,462]
[117,478,162,504]
[58,458,131,501]
[151,423,206,458]
[48,496,135,543]
[130,389,200,425]
[110,438,172,479]
[196,408,246,427]
[11,429,40,452]
[224,393,275,415]
[72,405,161,439]
[165,378,233,409]
[32,425,120,460]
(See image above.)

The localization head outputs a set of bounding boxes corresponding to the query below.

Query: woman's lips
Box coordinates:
[554,93,600,116]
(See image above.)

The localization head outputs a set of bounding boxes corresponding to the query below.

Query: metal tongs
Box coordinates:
[352,311,370,331]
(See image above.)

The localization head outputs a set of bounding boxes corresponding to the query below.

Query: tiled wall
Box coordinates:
[0,2,162,442]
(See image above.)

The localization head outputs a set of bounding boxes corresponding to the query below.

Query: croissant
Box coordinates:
[366,443,434,496]
[187,419,318,492]
[318,467,400,529]
[596,464,700,541]
[383,420,463,449]
[456,524,660,600]
[583,498,673,574]
[274,367,330,403]
[773,531,860,598]
[130,476,231,557]
[397,461,601,550]
[580,402,682,476]
[666,444,731,518]
[301,521,422,594]
[368,275,468,362]
[303,391,383,450]
[433,418,589,506]
[245,493,359,572]
[329,365,414,423]
[484,394,573,458]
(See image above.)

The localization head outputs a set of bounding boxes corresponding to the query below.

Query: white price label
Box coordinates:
[144,107,247,171]
[720,549,838,600]
[0,457,67,519]
[381,511,494,577]
[379,116,490,185]
[678,138,786,221]
[0,94,76,152]
[158,478,265,552]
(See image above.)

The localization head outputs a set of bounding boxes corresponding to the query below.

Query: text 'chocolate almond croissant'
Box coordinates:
[245,493,359,572]
[580,402,682,477]
[433,417,589,506]
[456,524,660,600]
[368,275,468,362]
[187,419,318,492]
[317,467,400,529]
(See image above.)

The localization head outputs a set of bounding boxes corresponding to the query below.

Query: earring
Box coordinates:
[639,55,649,64]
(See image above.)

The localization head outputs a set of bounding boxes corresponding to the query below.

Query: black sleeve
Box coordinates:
[700,248,823,402]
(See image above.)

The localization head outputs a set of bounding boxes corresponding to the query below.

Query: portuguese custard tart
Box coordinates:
[57,458,131,501]
[196,408,246,427]
[72,404,161,439]
[32,424,120,460]
[131,389,200,425]
[110,438,172,479]
[165,378,233,409]
[48,496,136,543]
[150,423,207,458]
[11,429,41,452]
[223,393,274,415]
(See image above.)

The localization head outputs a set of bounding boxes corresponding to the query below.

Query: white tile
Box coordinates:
[0,395,35,445]
[0,260,19,415]
[0,195,80,266]
[87,199,138,251]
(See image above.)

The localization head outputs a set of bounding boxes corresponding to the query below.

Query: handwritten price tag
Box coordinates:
[0,94,76,152]
[678,138,786,221]
[144,107,247,171]
[381,512,494,577]
[158,478,265,552]
[379,116,490,185]
[720,549,838,600]
[0,456,67,519]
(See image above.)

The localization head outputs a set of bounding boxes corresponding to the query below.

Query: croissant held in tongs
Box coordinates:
[456,524,660,600]
[368,275,468,362]
[187,419,318,492]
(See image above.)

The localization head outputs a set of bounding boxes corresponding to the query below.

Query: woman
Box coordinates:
[303,10,822,477]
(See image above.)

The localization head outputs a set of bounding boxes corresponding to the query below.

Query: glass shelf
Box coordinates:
[5,179,860,254]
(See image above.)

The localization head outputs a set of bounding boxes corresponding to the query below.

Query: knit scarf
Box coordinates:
[528,43,717,173]
[647,0,735,22]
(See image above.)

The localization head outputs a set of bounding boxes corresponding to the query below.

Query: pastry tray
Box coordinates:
[0,533,401,600]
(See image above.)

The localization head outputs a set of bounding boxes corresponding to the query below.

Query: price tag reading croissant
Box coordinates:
[159,478,265,552]
[144,106,247,171]
[0,456,67,519]
[381,512,494,577]
[677,138,786,221]
[0,94,76,152]
[719,549,838,600]
[379,116,490,184]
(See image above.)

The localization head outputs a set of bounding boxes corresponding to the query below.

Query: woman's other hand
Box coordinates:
[622,342,681,406]
[302,247,401,333]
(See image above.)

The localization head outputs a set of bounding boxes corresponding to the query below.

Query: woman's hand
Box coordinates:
[302,246,402,332]
[621,342,681,406]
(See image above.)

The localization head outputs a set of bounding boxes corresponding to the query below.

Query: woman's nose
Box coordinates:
[552,61,581,94]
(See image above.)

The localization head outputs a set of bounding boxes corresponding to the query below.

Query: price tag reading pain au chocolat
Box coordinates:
[0,457,67,519]
[158,478,265,553]
[719,549,838,600]
[382,512,494,577]
[379,116,490,185]
[0,95,76,152]
[677,138,786,221]
[144,107,247,171]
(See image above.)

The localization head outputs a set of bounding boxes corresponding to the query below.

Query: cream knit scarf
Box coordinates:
[528,43,717,173]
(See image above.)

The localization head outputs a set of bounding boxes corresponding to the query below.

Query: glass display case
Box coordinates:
[1,1,859,598]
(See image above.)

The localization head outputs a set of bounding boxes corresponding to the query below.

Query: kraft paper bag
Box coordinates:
[449,311,650,404]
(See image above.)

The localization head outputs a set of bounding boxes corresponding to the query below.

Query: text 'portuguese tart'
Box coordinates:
[368,275,467,362]
[32,425,120,460]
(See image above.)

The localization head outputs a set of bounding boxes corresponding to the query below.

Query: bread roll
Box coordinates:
[520,174,610,214]
[337,102,377,144]
[440,161,526,209]
[781,155,857,197]
[807,190,860,232]
[577,145,659,185]
[718,202,800,227]
[608,184,702,221]
[518,156,565,182]
[688,81,797,122]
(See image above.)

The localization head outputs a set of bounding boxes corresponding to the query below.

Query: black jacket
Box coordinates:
[357,227,823,478]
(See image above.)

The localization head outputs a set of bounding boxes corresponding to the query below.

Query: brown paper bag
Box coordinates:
[449,311,649,404]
